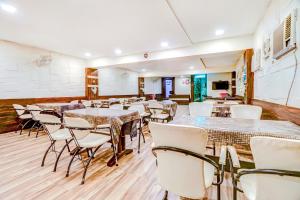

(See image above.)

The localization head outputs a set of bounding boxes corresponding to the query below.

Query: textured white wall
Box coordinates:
[207,73,232,98]
[144,77,162,94]
[0,40,86,99]
[98,67,138,96]
[175,77,191,95]
[253,0,300,108]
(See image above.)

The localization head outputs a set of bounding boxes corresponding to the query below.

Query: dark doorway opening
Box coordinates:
[162,77,175,99]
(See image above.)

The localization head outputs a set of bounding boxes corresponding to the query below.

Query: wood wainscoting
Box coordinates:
[252,99,300,125]
[0,96,85,134]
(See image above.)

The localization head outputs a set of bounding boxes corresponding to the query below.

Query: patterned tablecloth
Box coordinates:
[36,103,84,115]
[169,116,300,145]
[64,108,140,138]
[146,100,178,117]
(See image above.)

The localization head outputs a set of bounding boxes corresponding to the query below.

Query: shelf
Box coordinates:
[87,75,98,79]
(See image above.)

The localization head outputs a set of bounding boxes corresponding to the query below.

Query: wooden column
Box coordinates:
[245,49,254,104]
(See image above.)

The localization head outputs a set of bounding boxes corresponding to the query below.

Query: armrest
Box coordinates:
[227,145,241,168]
[237,168,300,180]
[219,145,227,165]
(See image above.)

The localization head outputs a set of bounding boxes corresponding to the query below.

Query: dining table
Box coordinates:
[169,115,300,145]
[64,108,141,167]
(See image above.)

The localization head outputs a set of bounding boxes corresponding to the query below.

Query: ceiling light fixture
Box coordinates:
[85,52,91,57]
[0,3,17,13]
[141,69,146,72]
[189,66,194,69]
[161,42,169,48]
[115,49,122,55]
[215,29,224,36]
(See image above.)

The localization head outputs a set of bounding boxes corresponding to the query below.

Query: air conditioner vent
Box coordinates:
[284,14,291,42]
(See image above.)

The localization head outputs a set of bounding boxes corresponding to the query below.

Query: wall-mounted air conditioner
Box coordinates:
[273,10,297,60]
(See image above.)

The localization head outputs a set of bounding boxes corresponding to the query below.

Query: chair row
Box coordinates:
[150,122,300,200]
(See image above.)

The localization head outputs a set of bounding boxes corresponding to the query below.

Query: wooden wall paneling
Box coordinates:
[252,99,300,125]
[0,96,85,134]
[138,77,145,97]
[231,71,236,96]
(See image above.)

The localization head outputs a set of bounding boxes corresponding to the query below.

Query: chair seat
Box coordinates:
[151,113,169,120]
[51,128,72,140]
[78,133,111,148]
[20,114,32,119]
[141,112,151,117]
[96,124,111,129]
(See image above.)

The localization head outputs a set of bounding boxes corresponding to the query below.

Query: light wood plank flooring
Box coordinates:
[0,127,247,200]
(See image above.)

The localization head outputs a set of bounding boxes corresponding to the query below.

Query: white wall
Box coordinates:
[175,77,191,95]
[144,77,162,94]
[98,67,138,96]
[253,0,300,108]
[0,40,86,99]
[207,72,232,98]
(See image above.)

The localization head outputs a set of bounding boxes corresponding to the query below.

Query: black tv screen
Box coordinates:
[212,81,229,90]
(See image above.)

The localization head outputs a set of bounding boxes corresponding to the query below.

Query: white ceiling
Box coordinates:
[0,0,270,59]
[109,50,244,76]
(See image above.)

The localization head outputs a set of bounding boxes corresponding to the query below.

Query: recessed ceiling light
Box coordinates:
[85,52,91,57]
[115,49,122,55]
[161,42,169,48]
[0,3,17,13]
[141,69,146,72]
[215,29,224,36]
[189,66,194,69]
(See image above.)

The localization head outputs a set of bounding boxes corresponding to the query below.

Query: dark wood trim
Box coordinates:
[252,99,300,125]
[97,95,138,99]
[85,68,98,100]
[0,96,86,134]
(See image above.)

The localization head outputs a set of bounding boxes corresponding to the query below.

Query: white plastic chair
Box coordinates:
[150,122,227,200]
[189,102,213,117]
[230,105,262,120]
[27,104,52,137]
[64,117,118,184]
[228,136,300,200]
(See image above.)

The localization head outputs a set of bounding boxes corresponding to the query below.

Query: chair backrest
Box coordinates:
[149,122,210,199]
[38,114,62,135]
[230,105,262,119]
[26,105,42,119]
[64,117,93,143]
[128,104,145,115]
[240,137,300,200]
[82,100,92,108]
[12,104,25,116]
[189,102,213,117]
[70,100,79,104]
[110,104,123,110]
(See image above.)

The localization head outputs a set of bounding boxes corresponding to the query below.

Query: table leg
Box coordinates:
[107,121,135,167]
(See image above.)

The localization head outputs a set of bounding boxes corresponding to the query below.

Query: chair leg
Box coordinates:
[53,139,73,172]
[217,174,221,200]
[163,190,168,200]
[41,140,56,167]
[233,180,237,200]
[66,147,80,177]
[28,121,37,136]
[20,120,31,135]
[213,142,216,156]
[66,140,71,152]
[35,123,42,138]
[138,129,141,154]
[81,146,101,184]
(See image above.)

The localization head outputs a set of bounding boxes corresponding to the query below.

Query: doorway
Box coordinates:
[192,74,207,102]
[162,77,175,99]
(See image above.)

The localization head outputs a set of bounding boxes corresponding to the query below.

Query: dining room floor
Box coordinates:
[0,106,247,200]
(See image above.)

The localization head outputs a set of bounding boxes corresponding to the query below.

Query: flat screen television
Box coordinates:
[212,81,229,90]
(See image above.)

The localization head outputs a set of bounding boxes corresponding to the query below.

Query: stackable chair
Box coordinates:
[64,117,118,184]
[13,104,34,135]
[223,101,239,105]
[150,123,227,200]
[39,114,73,171]
[81,100,92,108]
[147,101,170,123]
[128,104,148,153]
[26,104,53,137]
[230,105,262,120]
[228,136,300,200]
[189,102,213,117]
[70,100,79,104]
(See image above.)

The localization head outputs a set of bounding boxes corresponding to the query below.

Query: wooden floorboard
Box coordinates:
[0,129,246,200]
